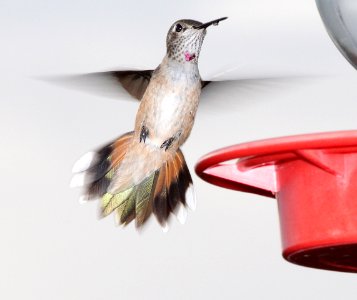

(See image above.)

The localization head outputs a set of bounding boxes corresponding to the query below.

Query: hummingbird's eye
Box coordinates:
[175,23,183,33]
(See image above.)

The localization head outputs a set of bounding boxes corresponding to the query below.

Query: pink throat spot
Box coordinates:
[184,51,196,62]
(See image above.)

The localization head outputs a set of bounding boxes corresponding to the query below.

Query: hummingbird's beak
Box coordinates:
[193,17,228,30]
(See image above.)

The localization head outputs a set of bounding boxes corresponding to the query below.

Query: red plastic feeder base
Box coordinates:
[195,131,357,273]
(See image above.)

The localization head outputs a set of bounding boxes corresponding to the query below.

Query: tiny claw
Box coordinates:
[140,125,149,143]
[160,137,175,151]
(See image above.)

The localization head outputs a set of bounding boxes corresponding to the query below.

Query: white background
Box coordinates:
[1,0,357,299]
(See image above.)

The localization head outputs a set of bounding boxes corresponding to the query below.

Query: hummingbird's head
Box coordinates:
[166,17,227,64]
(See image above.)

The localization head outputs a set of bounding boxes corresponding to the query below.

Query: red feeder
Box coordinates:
[195,131,357,272]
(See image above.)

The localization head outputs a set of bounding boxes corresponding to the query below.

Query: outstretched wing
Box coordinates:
[109,70,153,100]
[198,75,314,111]
[43,69,211,101]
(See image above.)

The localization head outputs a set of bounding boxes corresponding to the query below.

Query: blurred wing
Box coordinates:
[111,70,153,100]
[43,69,211,101]
[42,69,152,101]
[199,76,317,112]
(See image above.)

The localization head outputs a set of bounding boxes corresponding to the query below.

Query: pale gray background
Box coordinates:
[1,0,357,299]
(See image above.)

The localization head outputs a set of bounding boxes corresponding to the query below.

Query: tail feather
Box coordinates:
[72,131,194,229]
[102,187,133,216]
[117,189,136,225]
[73,132,133,200]
[176,153,193,206]
[151,149,193,227]
[101,170,159,226]
[152,165,170,226]
[135,170,159,226]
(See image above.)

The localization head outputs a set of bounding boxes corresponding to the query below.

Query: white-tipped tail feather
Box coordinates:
[78,195,88,204]
[186,184,196,211]
[70,172,86,188]
[72,151,96,173]
[162,223,169,233]
[175,203,188,224]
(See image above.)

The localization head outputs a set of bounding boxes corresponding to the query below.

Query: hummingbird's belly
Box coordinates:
[149,92,198,147]
[157,94,182,129]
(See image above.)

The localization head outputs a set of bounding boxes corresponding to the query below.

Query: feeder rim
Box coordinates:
[195,130,357,176]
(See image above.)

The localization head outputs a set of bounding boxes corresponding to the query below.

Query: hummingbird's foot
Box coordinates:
[140,125,149,143]
[160,137,175,151]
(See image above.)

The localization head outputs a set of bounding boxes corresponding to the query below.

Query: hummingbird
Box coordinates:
[71,17,228,230]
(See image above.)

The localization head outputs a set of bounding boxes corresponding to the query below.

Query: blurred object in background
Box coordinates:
[316,0,357,69]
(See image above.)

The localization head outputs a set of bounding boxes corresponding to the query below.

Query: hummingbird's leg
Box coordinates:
[160,137,175,151]
[160,131,182,151]
[140,125,149,143]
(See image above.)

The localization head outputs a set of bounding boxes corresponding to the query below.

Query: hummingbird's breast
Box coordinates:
[157,91,183,129]
[135,61,201,150]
